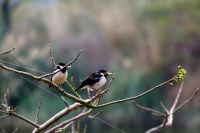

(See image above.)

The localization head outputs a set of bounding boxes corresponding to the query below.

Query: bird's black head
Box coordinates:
[56,63,65,69]
[98,69,112,78]
[56,62,71,73]
[58,63,66,66]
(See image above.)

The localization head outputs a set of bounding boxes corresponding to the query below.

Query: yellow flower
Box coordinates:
[174,66,186,82]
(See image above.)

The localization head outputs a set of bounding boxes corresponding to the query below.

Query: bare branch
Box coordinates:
[39,50,82,78]
[173,88,200,114]
[48,43,56,68]
[54,122,73,133]
[0,64,89,106]
[93,77,175,108]
[32,103,82,133]
[0,90,39,128]
[145,82,200,133]
[61,96,69,107]
[12,126,19,133]
[132,101,165,118]
[160,102,169,114]
[83,125,88,133]
[66,80,81,99]
[10,111,39,128]
[88,110,103,119]
[105,73,116,91]
[35,95,43,123]
[71,121,76,133]
[170,82,184,112]
[0,48,15,56]
[45,109,92,133]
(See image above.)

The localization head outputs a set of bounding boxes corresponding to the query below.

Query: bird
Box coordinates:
[75,69,112,92]
[50,63,71,85]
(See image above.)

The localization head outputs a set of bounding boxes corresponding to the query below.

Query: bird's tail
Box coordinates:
[75,86,81,91]
[75,84,83,91]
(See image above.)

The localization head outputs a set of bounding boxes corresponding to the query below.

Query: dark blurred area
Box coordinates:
[0,0,200,132]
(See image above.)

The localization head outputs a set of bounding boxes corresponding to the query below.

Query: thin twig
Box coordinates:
[12,126,19,133]
[0,48,15,56]
[45,109,92,133]
[35,95,43,123]
[105,73,116,91]
[160,102,169,114]
[83,125,88,133]
[91,116,126,133]
[32,103,82,133]
[49,43,56,68]
[170,82,184,112]
[55,122,73,133]
[93,77,175,108]
[71,121,76,133]
[145,82,196,133]
[0,114,9,119]
[173,88,200,114]
[40,50,82,78]
[88,110,103,119]
[66,80,81,98]
[61,96,69,107]
[10,111,39,128]
[132,101,165,118]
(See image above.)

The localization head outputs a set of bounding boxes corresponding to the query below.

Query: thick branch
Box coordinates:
[0,64,89,106]
[46,109,92,133]
[32,103,82,133]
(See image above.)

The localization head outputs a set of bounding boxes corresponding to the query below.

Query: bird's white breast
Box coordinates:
[91,76,106,91]
[52,71,68,85]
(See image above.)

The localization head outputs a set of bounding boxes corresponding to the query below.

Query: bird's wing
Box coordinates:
[76,72,102,91]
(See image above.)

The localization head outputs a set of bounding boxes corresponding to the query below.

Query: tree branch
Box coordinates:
[35,95,43,123]
[10,111,39,128]
[39,50,82,78]
[0,63,89,106]
[93,77,175,108]
[173,87,200,114]
[145,82,200,133]
[46,109,92,133]
[132,101,165,118]
[32,103,82,133]
[48,43,56,68]
[0,48,15,56]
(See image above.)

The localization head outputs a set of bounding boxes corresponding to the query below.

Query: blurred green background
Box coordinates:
[0,0,200,132]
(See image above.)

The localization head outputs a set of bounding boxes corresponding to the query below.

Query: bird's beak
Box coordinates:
[67,65,72,68]
[107,72,112,75]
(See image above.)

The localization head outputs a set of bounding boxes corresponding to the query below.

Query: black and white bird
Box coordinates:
[50,63,71,85]
[75,69,112,92]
